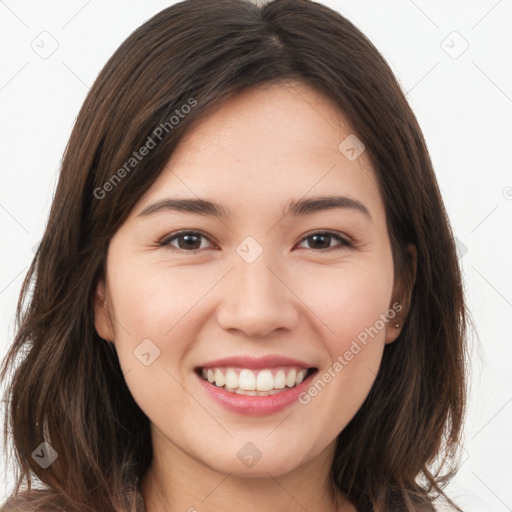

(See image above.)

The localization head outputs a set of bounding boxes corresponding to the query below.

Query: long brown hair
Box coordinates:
[1,0,468,510]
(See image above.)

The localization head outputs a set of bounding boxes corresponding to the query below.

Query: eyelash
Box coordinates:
[158,230,353,253]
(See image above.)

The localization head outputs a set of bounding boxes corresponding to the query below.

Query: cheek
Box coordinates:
[106,262,203,415]
[109,260,207,336]
[291,261,393,429]
[301,259,394,348]
[107,260,221,382]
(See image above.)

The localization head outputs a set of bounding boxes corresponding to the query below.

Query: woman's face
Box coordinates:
[95,81,406,479]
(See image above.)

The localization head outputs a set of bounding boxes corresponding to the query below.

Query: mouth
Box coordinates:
[195,366,318,396]
[194,355,319,415]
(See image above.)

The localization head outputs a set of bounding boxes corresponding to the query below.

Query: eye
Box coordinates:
[159,231,216,252]
[158,229,352,253]
[297,230,352,251]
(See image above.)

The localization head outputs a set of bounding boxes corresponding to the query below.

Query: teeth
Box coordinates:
[225,369,238,389]
[214,368,225,387]
[235,388,257,395]
[239,369,256,390]
[274,370,286,389]
[200,366,310,394]
[286,369,297,388]
[256,369,274,391]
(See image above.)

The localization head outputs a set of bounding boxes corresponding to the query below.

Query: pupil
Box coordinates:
[310,234,329,249]
[180,234,199,249]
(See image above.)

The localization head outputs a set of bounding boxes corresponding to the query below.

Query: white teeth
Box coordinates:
[214,368,225,387]
[274,370,286,389]
[235,388,257,396]
[239,369,256,390]
[256,369,274,391]
[200,366,312,394]
[225,369,238,389]
[296,369,307,385]
[286,369,297,387]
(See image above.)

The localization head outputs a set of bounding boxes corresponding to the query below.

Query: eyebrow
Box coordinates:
[137,195,372,221]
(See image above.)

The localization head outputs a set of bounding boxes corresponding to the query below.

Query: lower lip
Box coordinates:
[197,371,316,416]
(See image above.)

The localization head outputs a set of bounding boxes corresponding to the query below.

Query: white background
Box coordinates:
[1,0,511,510]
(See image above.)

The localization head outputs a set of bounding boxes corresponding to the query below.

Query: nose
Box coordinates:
[216,253,300,338]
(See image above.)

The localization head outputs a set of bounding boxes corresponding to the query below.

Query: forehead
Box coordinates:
[132,81,386,224]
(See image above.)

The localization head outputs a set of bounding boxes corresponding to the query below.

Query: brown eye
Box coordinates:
[160,231,214,252]
[298,231,352,251]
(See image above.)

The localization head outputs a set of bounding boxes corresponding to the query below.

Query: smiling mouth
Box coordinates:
[196,366,318,396]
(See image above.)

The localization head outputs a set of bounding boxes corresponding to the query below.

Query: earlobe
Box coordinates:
[384,314,403,345]
[93,279,114,343]
[385,243,417,345]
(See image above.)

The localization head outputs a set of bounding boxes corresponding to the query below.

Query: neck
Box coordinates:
[140,433,355,512]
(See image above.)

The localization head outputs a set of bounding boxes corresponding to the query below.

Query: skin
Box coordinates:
[94,81,416,512]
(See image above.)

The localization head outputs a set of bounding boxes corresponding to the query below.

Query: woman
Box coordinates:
[0,0,468,510]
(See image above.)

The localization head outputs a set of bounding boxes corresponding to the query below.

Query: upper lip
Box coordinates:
[198,355,316,370]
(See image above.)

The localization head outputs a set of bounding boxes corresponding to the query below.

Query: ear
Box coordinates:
[385,243,417,344]
[93,278,115,343]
